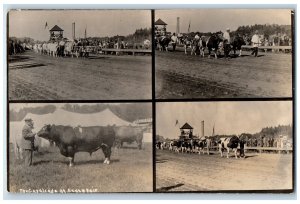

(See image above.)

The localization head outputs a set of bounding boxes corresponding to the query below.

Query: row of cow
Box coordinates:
[33,39,152,58]
[33,41,94,58]
[156,33,246,59]
[13,124,147,166]
[156,136,244,159]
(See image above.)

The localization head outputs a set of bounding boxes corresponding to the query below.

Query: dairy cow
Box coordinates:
[218,136,240,159]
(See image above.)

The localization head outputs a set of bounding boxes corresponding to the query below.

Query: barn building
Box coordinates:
[155,18,167,36]
[49,25,64,41]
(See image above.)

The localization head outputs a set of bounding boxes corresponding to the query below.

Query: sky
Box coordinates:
[156,101,293,139]
[155,9,292,33]
[9,10,151,41]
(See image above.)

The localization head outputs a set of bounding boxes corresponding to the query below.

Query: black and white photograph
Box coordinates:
[8,10,152,100]
[155,101,293,191]
[155,9,293,98]
[8,103,153,192]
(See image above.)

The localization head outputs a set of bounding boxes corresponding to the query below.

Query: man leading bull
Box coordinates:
[21,118,37,166]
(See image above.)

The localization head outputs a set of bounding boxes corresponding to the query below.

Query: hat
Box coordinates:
[255,30,259,34]
[226,28,230,31]
[25,118,33,122]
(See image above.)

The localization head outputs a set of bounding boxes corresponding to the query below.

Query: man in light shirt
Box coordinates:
[171,33,178,51]
[251,30,260,57]
[223,28,231,43]
[223,28,231,58]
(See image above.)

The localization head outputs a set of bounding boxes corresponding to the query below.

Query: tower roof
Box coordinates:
[155,18,167,25]
[50,25,64,31]
[180,122,193,129]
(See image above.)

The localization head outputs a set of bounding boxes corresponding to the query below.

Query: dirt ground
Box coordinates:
[156,150,293,191]
[8,51,152,100]
[8,143,153,193]
[156,50,292,98]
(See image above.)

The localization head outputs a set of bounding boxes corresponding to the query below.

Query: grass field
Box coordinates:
[156,50,292,98]
[156,150,293,192]
[8,143,153,193]
[8,51,152,100]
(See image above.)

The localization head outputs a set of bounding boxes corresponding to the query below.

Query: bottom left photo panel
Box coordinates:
[8,102,153,193]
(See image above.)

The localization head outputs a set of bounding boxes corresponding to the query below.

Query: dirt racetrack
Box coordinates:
[8,143,153,193]
[156,50,292,98]
[9,51,151,100]
[156,150,293,191]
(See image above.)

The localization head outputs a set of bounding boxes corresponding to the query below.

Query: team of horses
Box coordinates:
[156,135,245,159]
[155,33,246,59]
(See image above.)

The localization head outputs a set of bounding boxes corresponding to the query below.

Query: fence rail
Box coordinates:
[189,146,293,154]
[241,45,292,51]
[101,48,152,55]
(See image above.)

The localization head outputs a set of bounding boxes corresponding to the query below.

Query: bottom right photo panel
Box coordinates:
[155,101,293,192]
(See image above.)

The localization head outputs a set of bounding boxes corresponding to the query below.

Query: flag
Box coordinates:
[45,22,48,29]
[175,119,178,126]
[188,20,191,33]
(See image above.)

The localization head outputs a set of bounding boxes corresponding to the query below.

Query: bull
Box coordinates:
[37,124,116,166]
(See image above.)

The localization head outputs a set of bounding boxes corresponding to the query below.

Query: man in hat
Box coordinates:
[251,30,260,57]
[21,118,36,166]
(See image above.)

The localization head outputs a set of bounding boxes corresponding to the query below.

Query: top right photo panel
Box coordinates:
[155,9,293,99]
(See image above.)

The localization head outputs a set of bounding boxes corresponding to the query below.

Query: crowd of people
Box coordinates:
[246,136,292,148]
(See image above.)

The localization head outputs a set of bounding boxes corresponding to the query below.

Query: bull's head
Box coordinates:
[37,124,52,140]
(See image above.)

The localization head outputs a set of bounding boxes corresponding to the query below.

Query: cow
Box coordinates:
[114,126,146,150]
[47,42,59,57]
[206,33,224,59]
[193,139,206,154]
[218,136,240,159]
[64,41,76,57]
[183,35,196,55]
[157,36,171,51]
[37,124,116,166]
[156,141,166,150]
[231,35,246,57]
[143,39,151,50]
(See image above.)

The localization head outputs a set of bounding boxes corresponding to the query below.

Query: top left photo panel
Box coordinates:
[8,10,152,100]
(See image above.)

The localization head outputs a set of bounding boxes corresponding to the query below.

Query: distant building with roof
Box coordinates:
[49,25,64,41]
[179,122,195,140]
[155,18,167,37]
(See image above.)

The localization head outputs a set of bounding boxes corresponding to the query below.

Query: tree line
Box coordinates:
[9,103,152,123]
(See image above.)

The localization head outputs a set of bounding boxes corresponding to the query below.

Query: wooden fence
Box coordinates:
[241,45,292,52]
[101,48,152,55]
